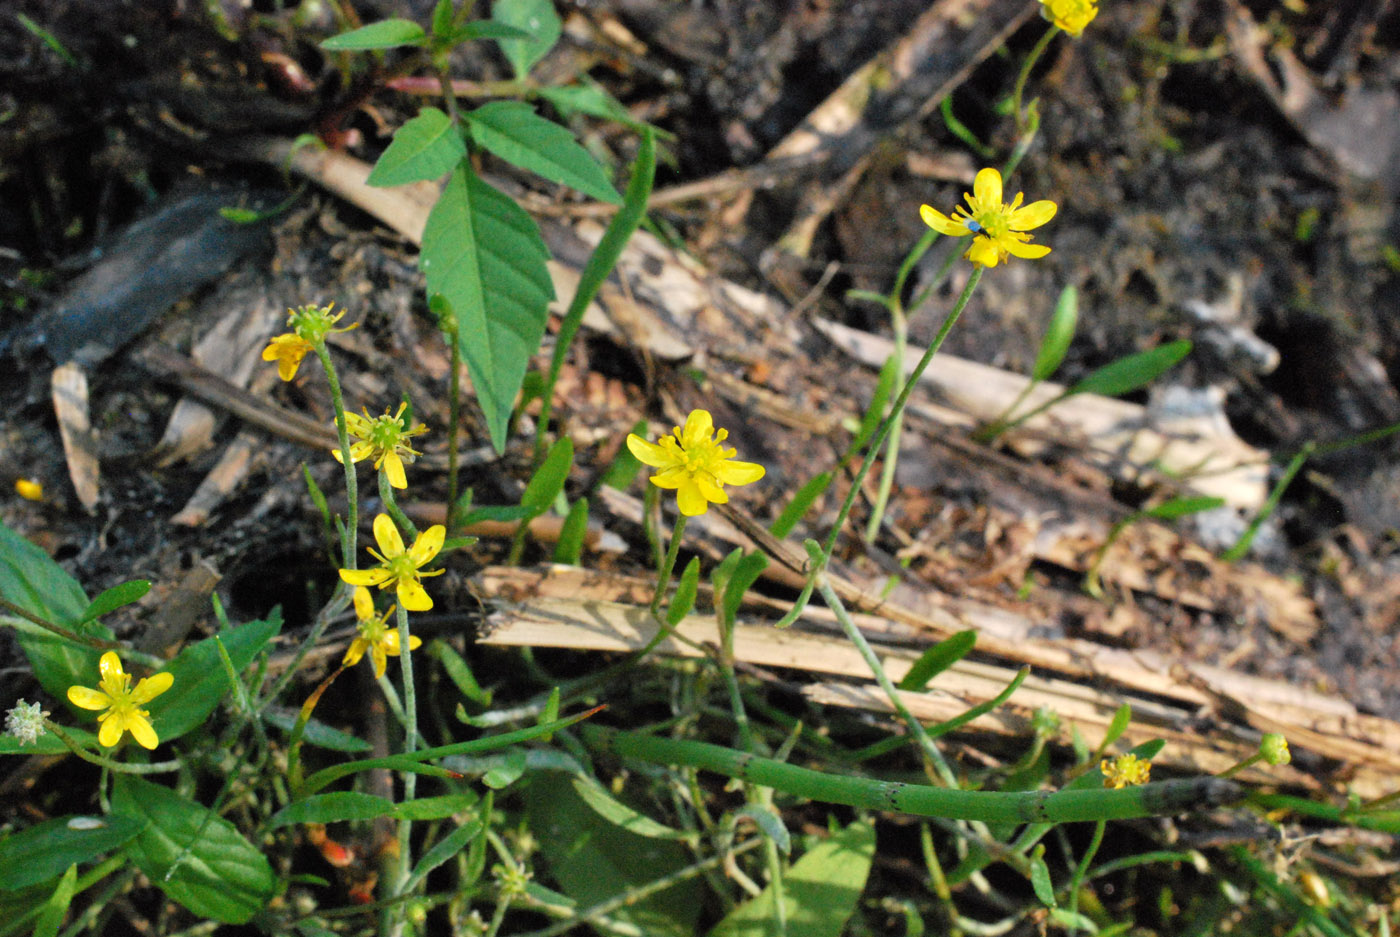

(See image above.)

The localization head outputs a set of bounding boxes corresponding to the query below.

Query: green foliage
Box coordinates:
[769,471,832,539]
[263,708,372,752]
[572,778,693,840]
[553,497,590,564]
[112,775,276,924]
[1033,285,1079,381]
[321,19,427,51]
[492,0,562,78]
[78,580,149,625]
[666,557,701,625]
[897,629,976,691]
[466,101,622,204]
[522,436,574,515]
[707,820,875,937]
[153,614,281,744]
[719,552,768,626]
[33,864,76,937]
[0,815,143,892]
[422,165,556,451]
[367,107,466,187]
[1067,339,1192,398]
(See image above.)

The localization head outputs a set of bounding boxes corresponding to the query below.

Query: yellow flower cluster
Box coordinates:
[1040,0,1098,37]
[1101,752,1152,789]
[333,402,428,490]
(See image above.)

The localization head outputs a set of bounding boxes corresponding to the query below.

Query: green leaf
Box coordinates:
[0,520,102,700]
[0,724,98,756]
[0,816,143,892]
[538,83,663,135]
[447,21,532,42]
[268,792,395,829]
[368,107,466,187]
[392,791,481,821]
[1067,340,1192,398]
[769,471,832,539]
[553,497,589,565]
[407,816,486,887]
[429,639,493,707]
[431,0,455,37]
[707,819,874,937]
[720,552,767,626]
[33,863,76,937]
[263,707,372,752]
[153,615,281,745]
[321,19,427,50]
[1033,285,1079,382]
[522,436,574,515]
[1029,845,1057,907]
[666,557,701,626]
[1102,703,1133,751]
[897,630,976,692]
[492,0,561,78]
[572,778,692,840]
[483,748,528,789]
[422,166,555,452]
[466,101,622,204]
[525,772,700,937]
[112,775,276,924]
[602,420,648,490]
[79,580,150,624]
[1143,495,1225,520]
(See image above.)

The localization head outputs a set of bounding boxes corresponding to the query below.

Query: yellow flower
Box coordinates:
[919,168,1057,268]
[1040,0,1098,37]
[262,333,316,382]
[66,651,174,749]
[332,402,429,490]
[339,514,446,612]
[343,586,421,679]
[1101,753,1152,789]
[14,478,42,501]
[626,409,766,517]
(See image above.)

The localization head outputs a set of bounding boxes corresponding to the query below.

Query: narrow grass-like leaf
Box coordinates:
[422,165,554,450]
[367,107,466,187]
[492,0,561,78]
[1067,340,1192,398]
[553,497,589,564]
[1029,845,1057,907]
[769,471,832,539]
[320,19,426,50]
[666,557,701,626]
[467,101,622,204]
[406,816,486,890]
[733,804,791,855]
[447,21,532,42]
[268,792,394,829]
[392,791,480,821]
[1033,285,1078,382]
[573,778,692,840]
[483,748,528,789]
[522,436,573,515]
[720,552,768,626]
[1143,495,1225,520]
[851,354,898,454]
[0,816,143,892]
[155,615,282,744]
[422,165,555,452]
[33,864,76,937]
[430,639,492,706]
[602,420,648,490]
[112,776,275,924]
[707,819,874,937]
[897,630,976,691]
[79,580,149,624]
[1102,703,1133,751]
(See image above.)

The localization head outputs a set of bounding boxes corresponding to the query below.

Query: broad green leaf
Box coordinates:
[0,724,97,756]
[321,19,426,51]
[492,0,561,78]
[1067,340,1192,398]
[665,557,701,626]
[268,792,394,829]
[0,815,143,891]
[368,107,466,187]
[33,864,76,937]
[554,497,589,565]
[769,471,832,539]
[0,520,101,700]
[525,772,699,937]
[538,83,656,134]
[112,775,276,924]
[572,778,691,840]
[467,101,622,204]
[897,629,976,692]
[707,819,874,937]
[1143,495,1225,520]
[521,436,574,515]
[422,166,555,452]
[153,615,281,745]
[431,0,454,37]
[79,580,150,624]
[264,707,372,752]
[1033,285,1079,382]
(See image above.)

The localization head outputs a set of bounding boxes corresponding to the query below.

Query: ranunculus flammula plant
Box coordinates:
[627,409,765,516]
[67,651,174,749]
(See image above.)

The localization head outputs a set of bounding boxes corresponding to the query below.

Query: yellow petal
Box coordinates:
[382,630,403,653]
[676,482,710,516]
[340,567,392,587]
[966,238,1003,268]
[126,713,160,750]
[715,459,765,486]
[67,685,111,711]
[407,634,422,652]
[695,475,728,504]
[384,452,407,489]
[1009,199,1057,230]
[277,358,299,381]
[373,513,406,557]
[397,579,433,612]
[97,714,125,747]
[371,644,388,679]
[919,205,970,237]
[129,671,173,705]
[409,525,445,567]
[649,468,688,490]
[343,637,368,667]
[972,168,1003,207]
[680,409,714,447]
[1005,240,1052,259]
[353,586,374,621]
[98,651,123,682]
[626,434,674,469]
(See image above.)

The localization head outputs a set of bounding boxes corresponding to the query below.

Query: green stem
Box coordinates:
[650,514,689,617]
[0,599,163,670]
[379,470,419,541]
[1222,443,1312,563]
[316,342,358,570]
[1012,26,1060,138]
[387,601,420,931]
[43,721,183,774]
[445,323,463,530]
[582,725,1243,823]
[1065,819,1105,933]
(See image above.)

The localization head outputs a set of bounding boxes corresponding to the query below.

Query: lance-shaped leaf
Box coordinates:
[422,166,555,452]
[368,107,466,187]
[467,101,621,204]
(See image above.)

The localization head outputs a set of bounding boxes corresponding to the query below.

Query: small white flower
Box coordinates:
[5,699,50,746]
